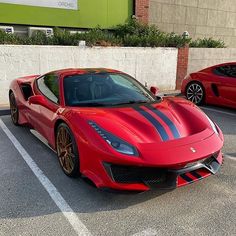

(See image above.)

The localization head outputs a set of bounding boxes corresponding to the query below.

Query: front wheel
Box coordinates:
[9,92,19,126]
[186,83,205,105]
[56,123,80,177]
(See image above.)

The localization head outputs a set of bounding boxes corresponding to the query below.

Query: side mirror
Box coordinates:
[29,95,47,106]
[150,86,159,95]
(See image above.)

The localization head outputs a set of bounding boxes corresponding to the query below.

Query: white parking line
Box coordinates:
[0,119,92,236]
[200,107,236,117]
[132,228,158,236]
[224,155,236,161]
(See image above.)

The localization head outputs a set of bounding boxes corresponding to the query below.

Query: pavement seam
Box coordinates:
[224,154,236,161]
[0,118,92,236]
[201,107,236,117]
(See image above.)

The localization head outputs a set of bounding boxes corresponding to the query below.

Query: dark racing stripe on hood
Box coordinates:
[144,104,181,139]
[133,106,169,141]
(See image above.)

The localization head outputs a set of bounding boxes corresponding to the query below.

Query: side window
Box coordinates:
[37,74,59,103]
[229,65,236,78]
[214,65,236,78]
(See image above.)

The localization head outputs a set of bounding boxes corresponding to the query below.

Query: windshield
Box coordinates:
[63,73,156,107]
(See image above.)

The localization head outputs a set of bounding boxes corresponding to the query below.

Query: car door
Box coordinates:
[30,73,60,143]
[213,65,236,106]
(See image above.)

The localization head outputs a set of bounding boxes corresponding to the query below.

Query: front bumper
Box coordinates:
[103,151,222,190]
[79,129,224,191]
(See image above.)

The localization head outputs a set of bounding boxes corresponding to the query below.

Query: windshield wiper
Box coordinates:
[111,100,149,106]
[72,102,107,107]
[71,100,150,107]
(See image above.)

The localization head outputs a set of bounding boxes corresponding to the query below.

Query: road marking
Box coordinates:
[132,228,158,236]
[0,119,92,236]
[224,155,236,161]
[200,107,236,117]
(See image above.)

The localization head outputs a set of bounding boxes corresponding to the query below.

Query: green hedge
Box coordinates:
[189,37,225,48]
[0,20,226,48]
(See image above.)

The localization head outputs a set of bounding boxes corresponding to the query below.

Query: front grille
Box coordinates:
[185,154,218,169]
[203,156,216,167]
[108,164,167,185]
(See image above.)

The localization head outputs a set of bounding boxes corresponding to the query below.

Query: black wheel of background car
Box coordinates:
[186,82,205,105]
[56,123,80,177]
[9,92,19,126]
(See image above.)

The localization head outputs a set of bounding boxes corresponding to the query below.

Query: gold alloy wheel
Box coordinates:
[9,93,18,124]
[56,126,76,174]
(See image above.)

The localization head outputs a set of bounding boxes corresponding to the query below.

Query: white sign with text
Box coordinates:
[0,0,78,10]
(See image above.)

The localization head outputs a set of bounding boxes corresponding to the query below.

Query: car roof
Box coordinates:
[199,62,236,72]
[50,68,122,75]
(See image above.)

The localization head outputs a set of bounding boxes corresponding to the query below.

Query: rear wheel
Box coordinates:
[9,92,19,126]
[186,82,205,105]
[56,123,80,177]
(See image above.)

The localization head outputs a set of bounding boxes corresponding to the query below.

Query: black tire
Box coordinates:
[186,82,205,105]
[56,123,80,178]
[9,92,19,126]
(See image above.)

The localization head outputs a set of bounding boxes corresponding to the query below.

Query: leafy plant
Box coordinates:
[0,19,226,48]
[0,30,21,44]
[114,19,191,48]
[190,38,226,48]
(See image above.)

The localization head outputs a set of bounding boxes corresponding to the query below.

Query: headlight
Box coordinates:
[88,121,139,156]
[206,116,219,135]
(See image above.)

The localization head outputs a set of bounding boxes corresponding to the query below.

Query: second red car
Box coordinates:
[182,62,236,109]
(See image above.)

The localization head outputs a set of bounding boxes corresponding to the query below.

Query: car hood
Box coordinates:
[70,97,215,147]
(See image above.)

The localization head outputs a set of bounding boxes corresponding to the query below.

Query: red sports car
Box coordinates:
[181,62,236,108]
[9,68,224,191]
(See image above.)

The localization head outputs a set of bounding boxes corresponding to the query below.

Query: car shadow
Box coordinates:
[0,115,233,221]
[0,116,176,219]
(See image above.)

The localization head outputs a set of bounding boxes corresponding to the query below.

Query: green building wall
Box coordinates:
[0,0,133,29]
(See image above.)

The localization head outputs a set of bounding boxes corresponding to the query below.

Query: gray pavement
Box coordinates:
[0,105,235,236]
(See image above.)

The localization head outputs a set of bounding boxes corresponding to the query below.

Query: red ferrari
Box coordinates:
[9,68,224,191]
[181,62,236,108]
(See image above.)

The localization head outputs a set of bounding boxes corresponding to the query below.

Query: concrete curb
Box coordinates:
[159,90,183,97]
[163,92,182,97]
[0,107,10,116]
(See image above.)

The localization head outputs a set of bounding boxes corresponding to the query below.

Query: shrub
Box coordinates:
[164,32,191,48]
[28,30,49,45]
[114,20,160,39]
[0,30,21,44]
[190,37,226,48]
[78,28,121,46]
[0,20,226,48]
[51,28,76,45]
[114,20,191,48]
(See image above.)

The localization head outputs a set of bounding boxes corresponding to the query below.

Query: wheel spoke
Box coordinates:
[10,94,18,124]
[67,155,74,170]
[187,84,204,104]
[65,157,72,172]
[57,126,76,174]
[59,154,66,166]
[65,142,72,149]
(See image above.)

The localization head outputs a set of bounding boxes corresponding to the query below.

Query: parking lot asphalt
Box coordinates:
[0,105,235,236]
